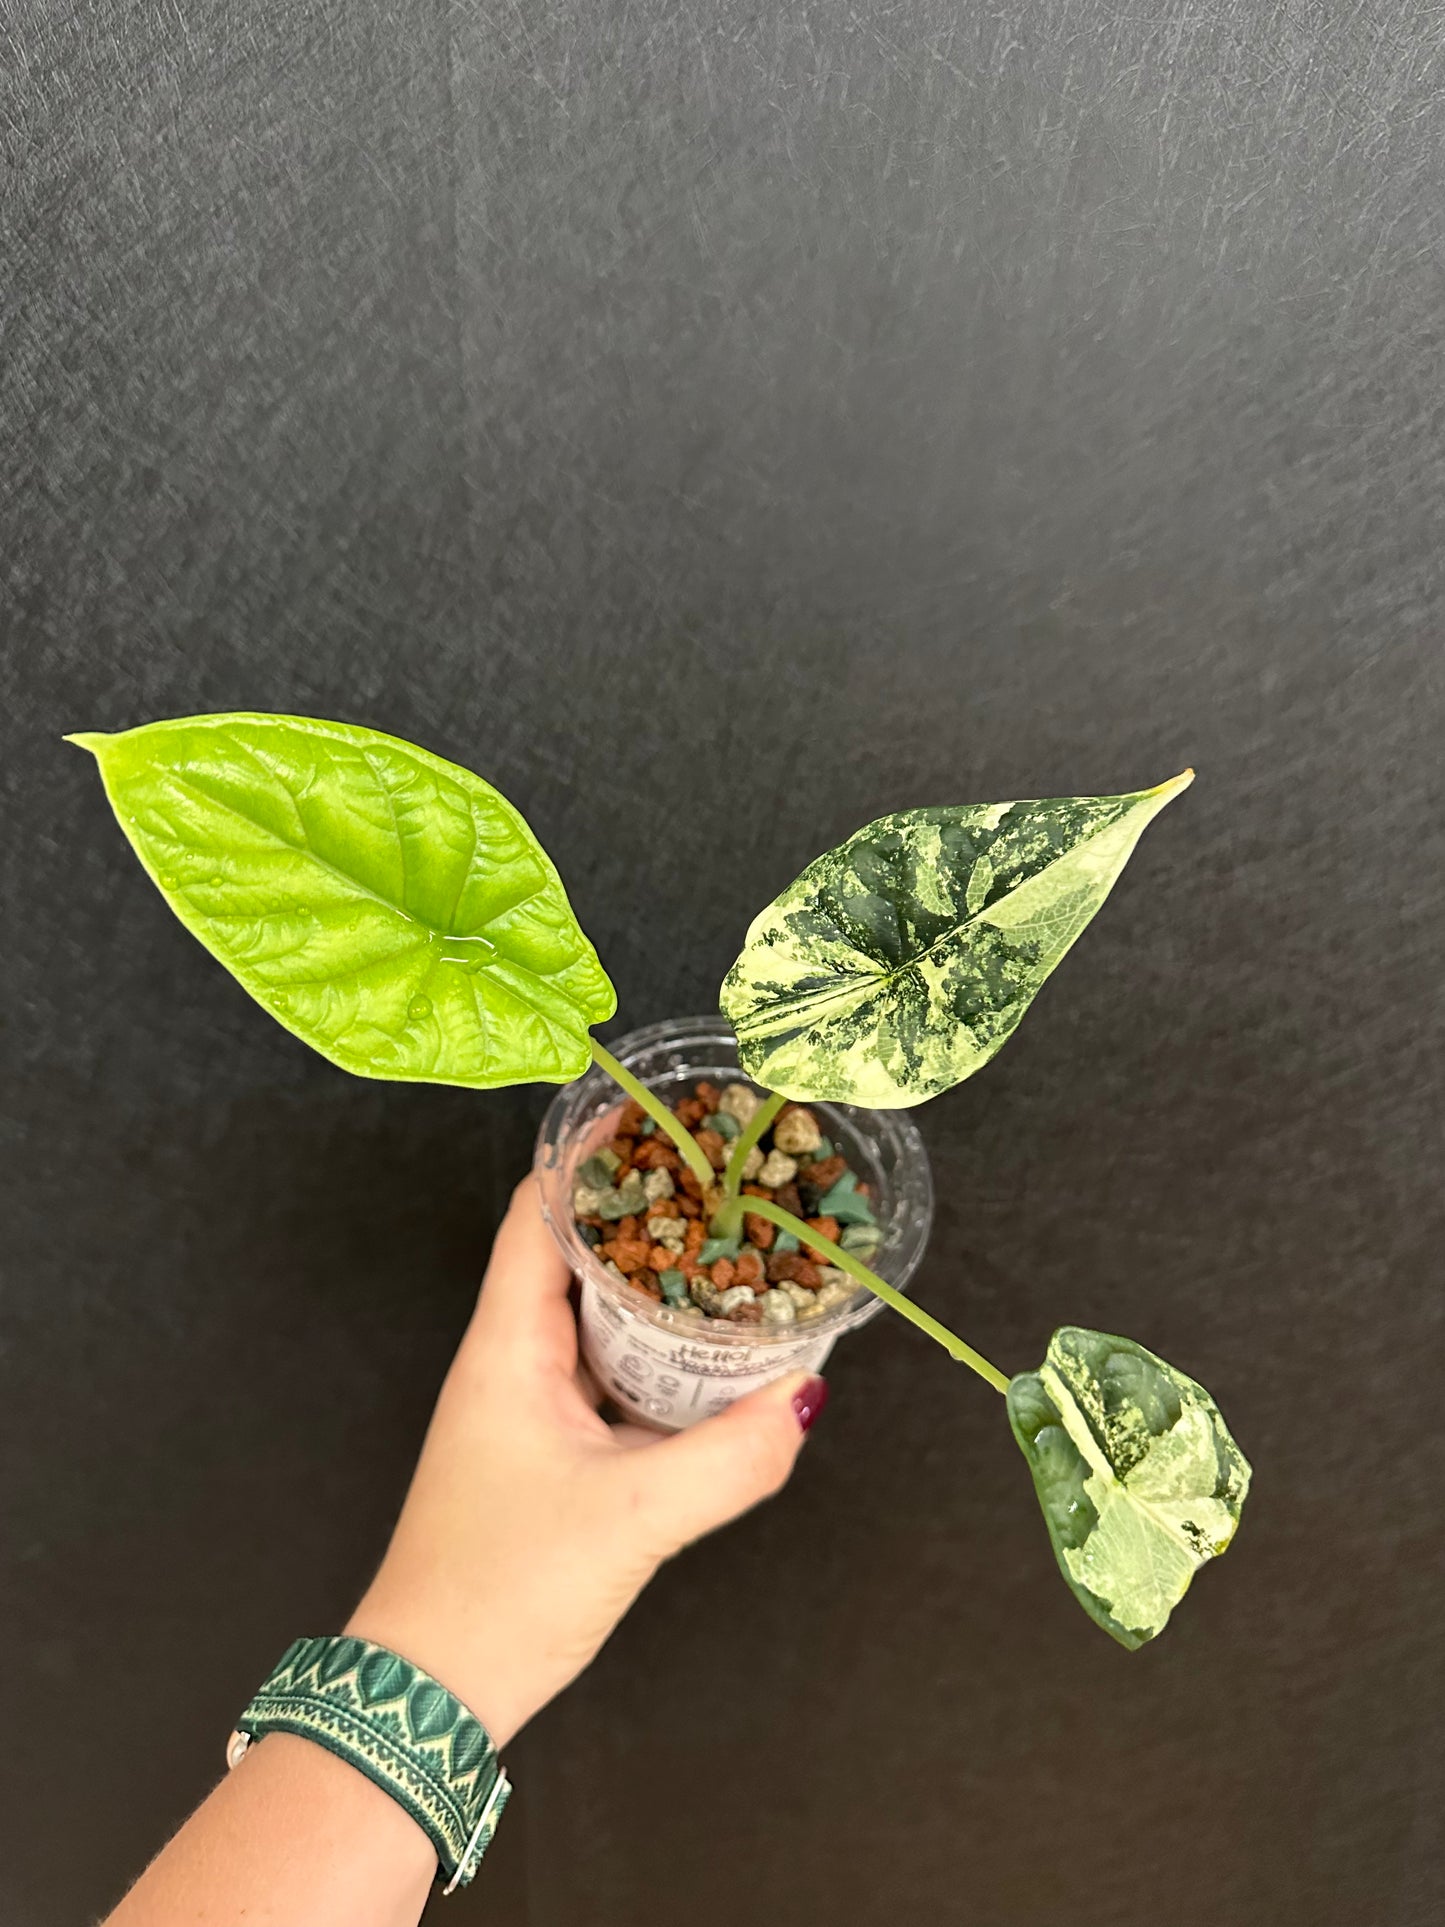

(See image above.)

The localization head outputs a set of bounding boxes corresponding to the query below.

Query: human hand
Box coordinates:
[345,1176,827,1747]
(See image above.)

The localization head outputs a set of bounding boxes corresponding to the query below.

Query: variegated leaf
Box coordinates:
[719,775,1191,1106]
[70,713,615,1086]
[1007,1327,1250,1650]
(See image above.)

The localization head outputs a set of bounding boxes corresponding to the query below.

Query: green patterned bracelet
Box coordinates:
[228,1636,511,1893]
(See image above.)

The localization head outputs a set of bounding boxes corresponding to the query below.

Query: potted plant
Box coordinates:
[71,711,1250,1650]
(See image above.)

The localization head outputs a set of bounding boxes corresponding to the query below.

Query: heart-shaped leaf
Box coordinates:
[1007,1327,1250,1649]
[719,775,1192,1105]
[70,713,615,1086]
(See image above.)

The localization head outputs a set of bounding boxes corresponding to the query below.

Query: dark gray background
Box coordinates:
[2,2,1441,1922]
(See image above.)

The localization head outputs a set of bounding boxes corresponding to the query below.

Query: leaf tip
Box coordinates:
[63,731,108,755]
[1149,767,1195,800]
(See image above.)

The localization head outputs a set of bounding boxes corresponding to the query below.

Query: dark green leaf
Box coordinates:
[406,1680,455,1741]
[357,1649,412,1704]
[448,1722,491,1780]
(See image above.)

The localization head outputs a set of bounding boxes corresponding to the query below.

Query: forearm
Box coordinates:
[105,1733,436,1927]
[100,1183,814,1924]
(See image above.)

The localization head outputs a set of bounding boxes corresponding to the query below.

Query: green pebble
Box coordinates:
[818,1177,875,1225]
[657,1269,690,1305]
[840,1223,883,1253]
[595,1188,628,1221]
[830,1196,877,1227]
[579,1223,603,1247]
[813,1136,833,1159]
[706,1110,741,1139]
[699,1233,743,1264]
[773,1230,800,1253]
[639,1118,656,1136]
[577,1154,616,1189]
[614,1172,647,1213]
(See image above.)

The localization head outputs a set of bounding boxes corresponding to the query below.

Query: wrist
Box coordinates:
[344,1581,541,1750]
[230,1634,514,1898]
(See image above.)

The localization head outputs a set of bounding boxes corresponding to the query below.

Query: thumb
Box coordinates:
[637,1372,829,1549]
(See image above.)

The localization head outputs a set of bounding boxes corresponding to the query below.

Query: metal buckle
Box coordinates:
[441,1770,511,1896]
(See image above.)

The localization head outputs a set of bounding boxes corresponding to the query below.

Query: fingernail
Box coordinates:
[792,1376,829,1433]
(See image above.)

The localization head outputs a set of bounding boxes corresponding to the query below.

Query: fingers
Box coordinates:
[627,1372,825,1549]
[573,1357,604,1410]
[463,1175,578,1369]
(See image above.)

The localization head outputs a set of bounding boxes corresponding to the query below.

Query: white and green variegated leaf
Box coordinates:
[1007,1327,1250,1650]
[70,713,615,1086]
[719,775,1192,1106]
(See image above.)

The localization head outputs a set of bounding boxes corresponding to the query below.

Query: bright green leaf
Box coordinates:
[719,774,1192,1106]
[70,712,615,1086]
[1007,1327,1250,1650]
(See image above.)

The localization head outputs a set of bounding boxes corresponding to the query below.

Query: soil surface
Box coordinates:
[571,1081,884,1325]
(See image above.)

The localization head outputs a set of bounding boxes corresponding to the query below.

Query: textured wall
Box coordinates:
[2,3,1441,1922]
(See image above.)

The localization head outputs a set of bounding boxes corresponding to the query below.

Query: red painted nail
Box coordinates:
[792,1376,829,1433]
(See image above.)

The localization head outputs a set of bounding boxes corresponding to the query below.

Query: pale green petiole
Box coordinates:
[590,1046,1008,1393]
[714,1193,1011,1396]
[721,1090,786,1197]
[589,1038,716,1189]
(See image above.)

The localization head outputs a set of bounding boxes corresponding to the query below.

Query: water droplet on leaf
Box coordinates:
[408,994,433,1020]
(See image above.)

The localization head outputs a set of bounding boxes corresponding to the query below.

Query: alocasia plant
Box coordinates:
[71,711,1249,1648]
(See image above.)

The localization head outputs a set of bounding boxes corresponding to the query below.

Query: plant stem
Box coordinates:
[588,1037,715,1189]
[722,1090,786,1197]
[730,1195,1011,1395]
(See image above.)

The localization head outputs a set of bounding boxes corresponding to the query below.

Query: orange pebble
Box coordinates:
[804,1216,840,1256]
[695,1129,728,1171]
[734,1249,765,1288]
[743,1213,775,1251]
[606,1237,652,1275]
[633,1139,681,1171]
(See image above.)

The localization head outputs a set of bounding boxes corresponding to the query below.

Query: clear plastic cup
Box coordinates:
[535,1016,934,1431]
